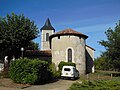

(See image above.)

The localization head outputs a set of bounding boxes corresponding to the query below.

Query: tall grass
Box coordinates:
[68,70,120,90]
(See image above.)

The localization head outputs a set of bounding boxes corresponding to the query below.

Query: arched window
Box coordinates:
[46,33,49,41]
[68,48,72,62]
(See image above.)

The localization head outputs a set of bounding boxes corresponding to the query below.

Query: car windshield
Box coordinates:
[64,68,71,71]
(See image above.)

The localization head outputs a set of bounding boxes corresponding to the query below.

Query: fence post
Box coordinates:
[111,73,113,79]
[87,74,89,80]
[98,74,99,80]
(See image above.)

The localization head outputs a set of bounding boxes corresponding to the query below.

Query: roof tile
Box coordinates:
[50,28,88,39]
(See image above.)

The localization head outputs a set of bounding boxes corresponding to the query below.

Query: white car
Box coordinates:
[61,66,79,79]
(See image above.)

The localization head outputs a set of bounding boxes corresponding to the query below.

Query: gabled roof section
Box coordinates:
[86,45,95,51]
[49,28,88,39]
[40,18,55,31]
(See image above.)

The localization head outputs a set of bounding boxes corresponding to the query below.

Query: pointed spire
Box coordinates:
[45,18,51,26]
[40,18,55,31]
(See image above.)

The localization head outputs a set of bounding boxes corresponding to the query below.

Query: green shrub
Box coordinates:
[68,80,120,90]
[9,58,52,84]
[49,63,61,79]
[58,61,76,71]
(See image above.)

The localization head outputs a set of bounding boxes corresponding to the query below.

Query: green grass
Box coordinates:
[112,77,120,81]
[68,80,120,90]
[96,70,120,74]
[79,70,120,81]
[68,70,120,90]
[79,73,111,81]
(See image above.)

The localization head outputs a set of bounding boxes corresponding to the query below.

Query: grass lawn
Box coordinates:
[68,70,120,90]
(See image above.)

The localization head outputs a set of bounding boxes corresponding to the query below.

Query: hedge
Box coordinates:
[58,61,76,71]
[9,58,52,84]
[49,63,61,78]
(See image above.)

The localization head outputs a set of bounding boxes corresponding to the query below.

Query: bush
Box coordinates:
[49,63,61,79]
[58,61,76,71]
[68,80,120,90]
[9,58,52,84]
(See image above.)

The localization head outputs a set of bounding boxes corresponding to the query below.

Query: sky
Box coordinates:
[0,0,120,58]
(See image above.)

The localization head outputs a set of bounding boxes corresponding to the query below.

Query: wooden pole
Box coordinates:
[87,74,89,80]
[98,74,99,80]
[111,73,113,79]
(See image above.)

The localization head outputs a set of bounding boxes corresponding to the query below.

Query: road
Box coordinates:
[0,79,78,90]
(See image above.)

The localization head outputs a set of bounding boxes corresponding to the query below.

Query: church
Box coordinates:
[39,18,95,75]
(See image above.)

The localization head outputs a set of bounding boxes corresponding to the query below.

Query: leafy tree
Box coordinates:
[0,13,38,61]
[98,20,120,71]
[26,41,39,50]
[94,56,114,70]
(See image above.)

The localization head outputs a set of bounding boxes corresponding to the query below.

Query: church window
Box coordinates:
[68,48,72,62]
[46,33,49,41]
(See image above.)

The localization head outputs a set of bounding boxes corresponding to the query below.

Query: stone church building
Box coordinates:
[39,18,95,75]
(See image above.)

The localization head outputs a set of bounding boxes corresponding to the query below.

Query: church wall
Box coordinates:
[86,46,95,73]
[51,35,86,75]
[41,30,54,50]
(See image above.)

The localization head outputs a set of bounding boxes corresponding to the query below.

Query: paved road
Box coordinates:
[25,80,76,90]
[0,80,78,90]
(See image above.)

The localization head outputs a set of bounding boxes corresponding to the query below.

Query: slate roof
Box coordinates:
[40,18,55,31]
[49,28,88,39]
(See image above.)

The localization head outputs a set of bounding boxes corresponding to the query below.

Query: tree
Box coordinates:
[0,13,38,61]
[99,20,120,71]
[26,41,39,50]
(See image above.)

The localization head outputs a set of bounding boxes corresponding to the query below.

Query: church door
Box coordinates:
[68,48,72,62]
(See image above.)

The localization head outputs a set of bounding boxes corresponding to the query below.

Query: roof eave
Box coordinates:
[86,45,95,51]
[49,33,88,39]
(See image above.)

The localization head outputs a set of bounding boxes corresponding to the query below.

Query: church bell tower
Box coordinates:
[40,18,55,50]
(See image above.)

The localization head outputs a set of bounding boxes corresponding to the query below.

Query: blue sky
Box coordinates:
[0,0,120,58]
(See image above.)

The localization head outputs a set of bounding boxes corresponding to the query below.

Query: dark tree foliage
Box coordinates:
[0,13,38,60]
[97,20,120,71]
[58,61,76,71]
[26,41,39,50]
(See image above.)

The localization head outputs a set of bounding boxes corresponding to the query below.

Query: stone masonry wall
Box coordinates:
[51,35,86,75]
[41,30,54,50]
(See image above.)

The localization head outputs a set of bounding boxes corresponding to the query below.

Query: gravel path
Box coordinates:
[24,80,76,90]
[0,87,21,90]
[0,79,78,90]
